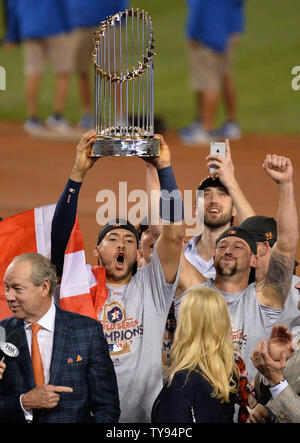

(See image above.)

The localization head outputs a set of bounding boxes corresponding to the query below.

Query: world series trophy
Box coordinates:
[92,9,159,157]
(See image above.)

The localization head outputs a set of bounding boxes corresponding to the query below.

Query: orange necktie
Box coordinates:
[30,324,45,386]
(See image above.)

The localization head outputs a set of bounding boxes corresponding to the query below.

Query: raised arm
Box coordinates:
[142,135,184,284]
[145,163,162,242]
[51,130,98,277]
[206,139,256,223]
[145,159,205,296]
[259,155,298,308]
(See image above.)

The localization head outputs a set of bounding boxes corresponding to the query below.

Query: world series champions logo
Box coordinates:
[100,301,143,357]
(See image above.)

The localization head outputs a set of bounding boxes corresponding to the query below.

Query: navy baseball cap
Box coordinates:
[240,216,277,247]
[197,176,228,194]
[97,218,139,246]
[216,226,257,254]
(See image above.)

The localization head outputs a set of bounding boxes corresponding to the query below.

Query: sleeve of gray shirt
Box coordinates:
[142,247,181,317]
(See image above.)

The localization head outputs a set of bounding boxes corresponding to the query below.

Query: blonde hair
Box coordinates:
[166,286,239,403]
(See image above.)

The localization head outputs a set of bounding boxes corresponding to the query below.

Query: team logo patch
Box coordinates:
[107,306,123,323]
[265,231,273,241]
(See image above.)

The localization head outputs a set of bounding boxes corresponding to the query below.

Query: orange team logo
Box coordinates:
[265,232,273,241]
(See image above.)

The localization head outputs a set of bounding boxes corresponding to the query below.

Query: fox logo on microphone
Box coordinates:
[0,341,19,358]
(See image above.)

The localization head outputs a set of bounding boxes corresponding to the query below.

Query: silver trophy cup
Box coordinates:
[92,9,159,157]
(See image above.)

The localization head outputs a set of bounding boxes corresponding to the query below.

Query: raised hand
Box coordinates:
[206,139,235,187]
[251,324,294,387]
[251,338,287,387]
[142,134,171,170]
[70,130,98,182]
[262,154,293,184]
[267,324,294,361]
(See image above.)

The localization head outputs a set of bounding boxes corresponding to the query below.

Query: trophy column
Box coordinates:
[92,9,159,157]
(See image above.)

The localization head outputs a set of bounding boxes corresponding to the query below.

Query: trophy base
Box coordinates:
[92,136,159,157]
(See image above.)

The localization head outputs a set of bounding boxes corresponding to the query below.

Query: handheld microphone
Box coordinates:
[0,330,22,362]
[0,326,6,344]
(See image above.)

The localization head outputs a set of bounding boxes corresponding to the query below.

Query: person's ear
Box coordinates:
[250,254,258,268]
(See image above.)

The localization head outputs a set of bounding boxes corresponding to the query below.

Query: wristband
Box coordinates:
[157,166,184,223]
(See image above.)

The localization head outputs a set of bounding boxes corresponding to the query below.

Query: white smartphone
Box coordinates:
[209,141,226,174]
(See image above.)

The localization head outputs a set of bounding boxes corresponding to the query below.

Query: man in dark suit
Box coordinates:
[0,252,120,423]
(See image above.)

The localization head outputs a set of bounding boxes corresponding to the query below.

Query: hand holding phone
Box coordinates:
[209,142,226,174]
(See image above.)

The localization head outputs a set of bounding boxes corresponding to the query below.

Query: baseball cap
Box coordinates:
[97,218,139,246]
[240,216,277,247]
[216,226,257,254]
[197,176,228,194]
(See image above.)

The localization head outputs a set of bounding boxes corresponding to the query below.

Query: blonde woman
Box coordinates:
[152,286,241,423]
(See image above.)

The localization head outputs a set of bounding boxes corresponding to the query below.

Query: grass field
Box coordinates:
[1,0,300,134]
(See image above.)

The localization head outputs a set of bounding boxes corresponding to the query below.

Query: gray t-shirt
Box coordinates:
[174,280,283,382]
[97,248,179,423]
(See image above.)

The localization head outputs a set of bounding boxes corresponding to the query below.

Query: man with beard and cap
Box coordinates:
[183,139,255,280]
[239,215,300,345]
[175,153,298,384]
[50,130,184,423]
[172,139,256,297]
